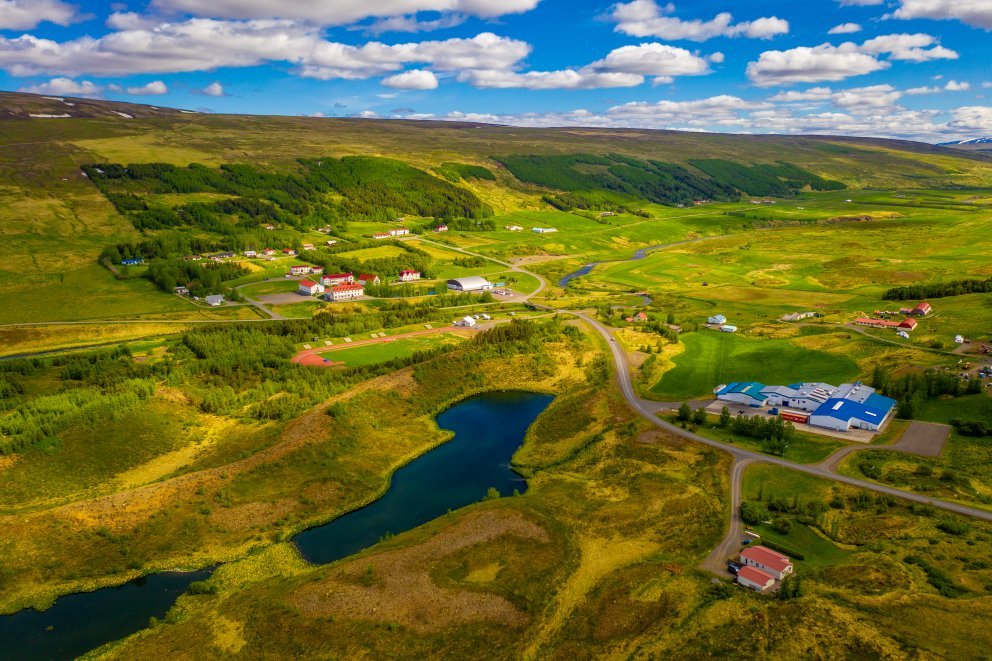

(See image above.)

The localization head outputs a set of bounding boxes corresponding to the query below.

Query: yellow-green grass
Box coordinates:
[335,245,408,261]
[650,331,861,400]
[0,323,189,358]
[318,332,467,367]
[238,278,301,297]
[70,135,223,167]
[268,301,324,318]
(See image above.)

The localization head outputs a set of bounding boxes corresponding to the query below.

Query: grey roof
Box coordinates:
[761,386,798,397]
[447,276,491,289]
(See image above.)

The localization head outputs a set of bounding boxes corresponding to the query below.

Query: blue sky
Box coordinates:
[1,0,991,140]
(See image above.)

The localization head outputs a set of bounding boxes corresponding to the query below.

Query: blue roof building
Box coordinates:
[714,381,768,407]
[809,395,896,432]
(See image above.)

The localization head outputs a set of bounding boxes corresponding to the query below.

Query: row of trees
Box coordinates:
[882,277,992,301]
[872,365,981,419]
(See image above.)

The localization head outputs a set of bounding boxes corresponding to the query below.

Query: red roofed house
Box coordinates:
[736,565,776,592]
[372,232,390,240]
[310,266,324,275]
[297,279,324,296]
[435,224,448,232]
[912,302,932,316]
[899,317,918,330]
[290,264,311,276]
[325,283,364,302]
[358,273,380,285]
[283,248,296,255]
[322,272,354,286]
[399,269,421,282]
[739,545,793,580]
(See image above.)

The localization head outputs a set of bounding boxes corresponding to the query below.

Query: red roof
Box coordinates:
[400,269,419,276]
[737,565,775,585]
[913,302,931,314]
[358,273,377,281]
[740,545,791,573]
[855,317,901,327]
[326,272,353,279]
[299,279,318,288]
[900,318,918,329]
[332,283,363,292]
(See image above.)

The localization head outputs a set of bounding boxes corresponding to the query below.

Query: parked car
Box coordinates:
[727,562,741,574]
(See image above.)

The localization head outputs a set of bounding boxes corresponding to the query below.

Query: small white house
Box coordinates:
[736,565,776,592]
[708,314,727,325]
[205,294,225,307]
[298,279,324,296]
[739,546,793,580]
[243,250,257,257]
[455,315,477,328]
[955,335,965,344]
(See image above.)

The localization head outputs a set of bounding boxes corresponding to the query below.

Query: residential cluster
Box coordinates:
[714,380,897,432]
[706,313,737,333]
[295,268,418,302]
[854,301,931,339]
[731,545,794,592]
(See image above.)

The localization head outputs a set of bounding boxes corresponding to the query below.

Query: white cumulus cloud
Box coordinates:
[828,23,862,34]
[126,80,168,95]
[889,0,992,30]
[150,0,540,25]
[200,81,226,96]
[0,0,75,30]
[382,68,439,89]
[609,0,788,41]
[18,76,101,97]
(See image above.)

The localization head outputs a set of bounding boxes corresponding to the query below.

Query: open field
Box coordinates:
[650,331,861,400]
[314,332,468,367]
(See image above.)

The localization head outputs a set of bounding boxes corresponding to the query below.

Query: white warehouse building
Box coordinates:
[446,276,493,292]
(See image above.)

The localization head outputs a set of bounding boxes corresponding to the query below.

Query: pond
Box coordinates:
[293,390,553,564]
[0,390,552,659]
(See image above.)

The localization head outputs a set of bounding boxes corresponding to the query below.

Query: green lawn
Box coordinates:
[651,332,860,400]
[919,393,992,424]
[691,417,846,464]
[319,332,467,367]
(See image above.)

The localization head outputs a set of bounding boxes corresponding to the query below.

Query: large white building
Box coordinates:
[325,283,364,302]
[298,279,324,296]
[446,276,493,292]
[740,545,793,580]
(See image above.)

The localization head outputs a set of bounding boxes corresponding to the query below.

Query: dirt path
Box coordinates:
[700,457,753,577]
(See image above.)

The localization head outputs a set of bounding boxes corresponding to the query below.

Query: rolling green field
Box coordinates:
[650,331,861,400]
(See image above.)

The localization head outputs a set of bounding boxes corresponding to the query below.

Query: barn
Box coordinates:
[446,276,493,292]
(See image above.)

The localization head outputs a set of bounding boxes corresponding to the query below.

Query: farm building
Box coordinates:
[532,227,558,233]
[720,325,738,333]
[243,250,257,257]
[739,546,793,580]
[435,225,448,232]
[808,394,896,432]
[399,269,421,282]
[290,265,311,276]
[855,317,915,330]
[505,225,524,231]
[455,315,477,328]
[781,311,817,322]
[322,273,354,286]
[900,318,918,330]
[357,273,380,285]
[736,565,776,592]
[912,302,932,316]
[298,279,324,296]
[707,314,727,325]
[282,248,296,255]
[302,243,315,251]
[205,295,225,307]
[372,232,390,240]
[325,283,364,302]
[447,276,493,292]
[388,228,410,237]
[713,382,767,407]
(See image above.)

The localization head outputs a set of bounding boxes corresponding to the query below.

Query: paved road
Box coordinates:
[815,420,951,472]
[570,310,992,523]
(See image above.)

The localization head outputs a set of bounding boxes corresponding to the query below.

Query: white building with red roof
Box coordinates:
[736,565,776,592]
[399,269,421,282]
[322,272,354,286]
[325,283,364,302]
[297,279,324,296]
[290,264,310,275]
[739,545,793,580]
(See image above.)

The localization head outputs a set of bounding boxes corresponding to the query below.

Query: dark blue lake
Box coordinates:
[0,569,211,661]
[293,390,552,564]
[0,390,551,659]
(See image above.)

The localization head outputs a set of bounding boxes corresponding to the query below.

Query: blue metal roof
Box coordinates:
[812,397,894,423]
[864,393,897,412]
[717,381,767,398]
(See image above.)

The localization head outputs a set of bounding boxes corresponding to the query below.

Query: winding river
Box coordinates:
[0,391,552,660]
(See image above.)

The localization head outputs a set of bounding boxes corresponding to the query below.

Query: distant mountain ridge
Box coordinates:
[0,90,194,119]
[939,137,992,146]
